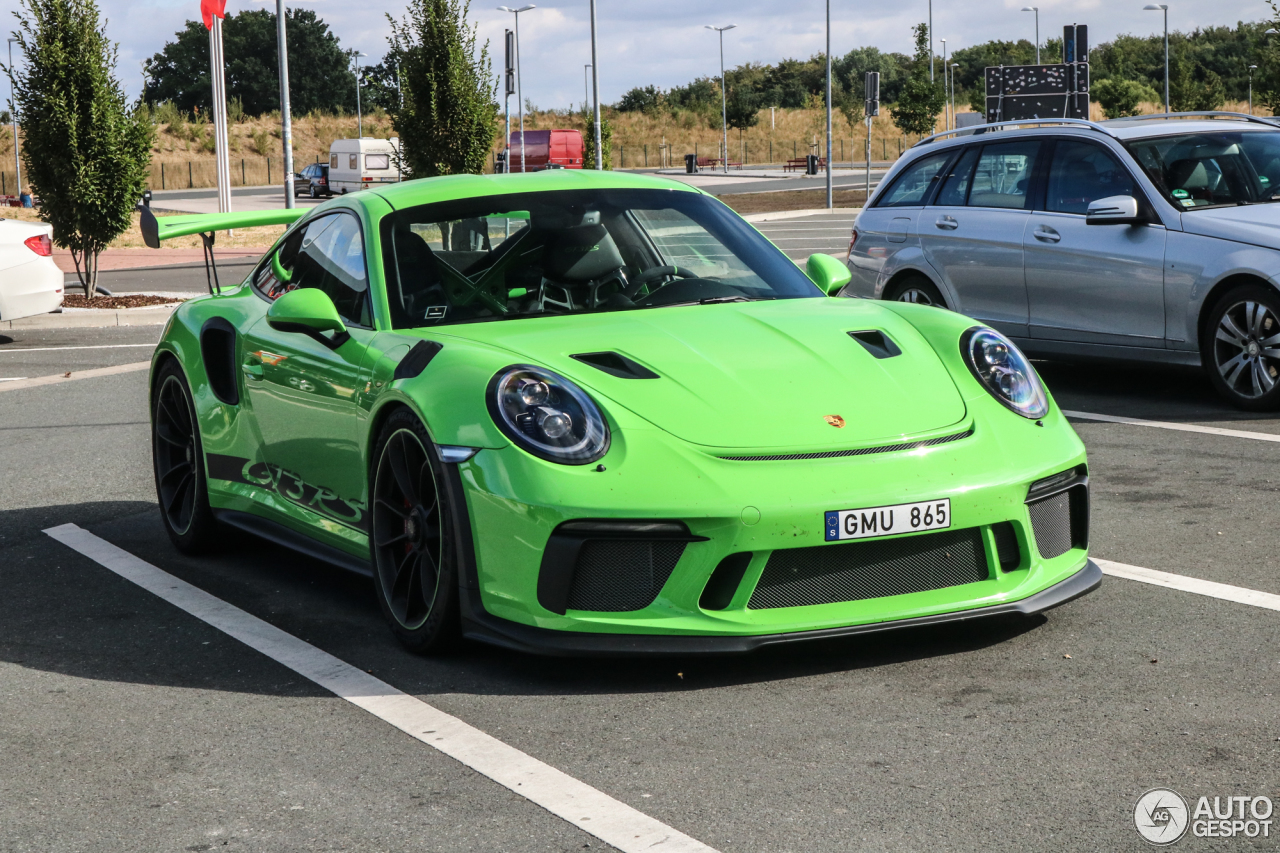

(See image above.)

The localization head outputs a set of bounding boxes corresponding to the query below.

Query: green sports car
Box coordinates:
[143,170,1099,654]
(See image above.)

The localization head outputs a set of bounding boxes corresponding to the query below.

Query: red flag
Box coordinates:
[200,0,226,30]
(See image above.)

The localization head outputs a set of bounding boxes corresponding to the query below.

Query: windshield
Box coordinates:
[380,188,822,328]
[1126,130,1280,210]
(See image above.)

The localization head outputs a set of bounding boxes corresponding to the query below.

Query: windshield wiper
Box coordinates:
[699,295,776,305]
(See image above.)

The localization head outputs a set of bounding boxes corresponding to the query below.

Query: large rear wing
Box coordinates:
[139,205,307,295]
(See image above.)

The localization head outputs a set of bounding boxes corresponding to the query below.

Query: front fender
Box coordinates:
[1167,231,1280,349]
[876,246,951,306]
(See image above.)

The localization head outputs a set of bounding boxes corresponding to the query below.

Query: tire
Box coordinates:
[309,185,318,199]
[885,275,946,308]
[369,409,460,653]
[151,360,220,553]
[1203,284,1280,411]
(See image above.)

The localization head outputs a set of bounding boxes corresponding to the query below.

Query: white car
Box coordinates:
[0,218,63,321]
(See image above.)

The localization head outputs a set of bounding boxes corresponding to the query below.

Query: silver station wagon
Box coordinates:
[844,112,1280,410]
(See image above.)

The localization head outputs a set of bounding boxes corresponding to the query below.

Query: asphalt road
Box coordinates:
[6,223,1280,851]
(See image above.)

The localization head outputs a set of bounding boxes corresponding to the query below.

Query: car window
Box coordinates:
[968,141,1041,210]
[366,154,390,170]
[1046,140,1136,214]
[253,213,371,327]
[934,147,980,206]
[876,151,954,207]
[1127,131,1280,210]
[381,188,823,329]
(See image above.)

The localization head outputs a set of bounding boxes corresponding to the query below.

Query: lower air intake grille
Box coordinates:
[749,527,988,610]
[1027,485,1088,559]
[566,540,687,612]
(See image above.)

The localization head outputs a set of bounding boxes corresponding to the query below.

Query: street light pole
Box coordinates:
[6,38,21,198]
[950,63,959,127]
[498,6,535,173]
[276,0,294,208]
[941,39,948,129]
[1145,4,1169,114]
[928,0,933,82]
[1019,7,1039,65]
[352,51,368,137]
[584,64,591,112]
[825,0,832,208]
[706,24,735,175]
[589,0,601,170]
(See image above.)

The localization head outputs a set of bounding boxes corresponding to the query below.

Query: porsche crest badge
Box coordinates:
[823,415,846,428]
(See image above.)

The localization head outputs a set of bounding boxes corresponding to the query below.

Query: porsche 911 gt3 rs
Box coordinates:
[143,170,1099,655]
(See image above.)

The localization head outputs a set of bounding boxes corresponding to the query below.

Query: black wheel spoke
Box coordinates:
[165,471,192,518]
[375,497,409,519]
[155,422,188,448]
[159,460,192,487]
[388,435,420,505]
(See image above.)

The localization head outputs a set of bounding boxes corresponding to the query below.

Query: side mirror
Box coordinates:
[267,288,349,348]
[1086,195,1143,225]
[806,253,853,296]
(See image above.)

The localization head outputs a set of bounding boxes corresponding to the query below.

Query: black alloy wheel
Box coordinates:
[151,361,219,552]
[370,410,459,652]
[1205,284,1280,410]
[886,275,946,308]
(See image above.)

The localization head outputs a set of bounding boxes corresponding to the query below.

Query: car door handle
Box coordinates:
[1033,225,1061,243]
[935,215,958,231]
[241,361,264,381]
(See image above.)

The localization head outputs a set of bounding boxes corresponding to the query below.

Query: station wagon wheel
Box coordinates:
[885,275,946,308]
[370,410,458,652]
[151,361,219,552]
[1205,285,1280,411]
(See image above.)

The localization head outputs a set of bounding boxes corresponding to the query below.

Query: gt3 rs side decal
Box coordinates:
[206,453,368,532]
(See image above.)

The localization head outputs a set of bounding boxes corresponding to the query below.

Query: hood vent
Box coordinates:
[570,351,659,379]
[849,330,902,359]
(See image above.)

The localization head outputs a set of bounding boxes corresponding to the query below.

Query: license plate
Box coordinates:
[824,498,951,542]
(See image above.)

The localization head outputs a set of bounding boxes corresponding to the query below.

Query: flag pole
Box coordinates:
[207,9,231,213]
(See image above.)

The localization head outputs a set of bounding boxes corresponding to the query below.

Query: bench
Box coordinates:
[783,157,827,172]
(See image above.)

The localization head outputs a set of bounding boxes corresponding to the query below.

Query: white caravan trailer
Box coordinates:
[328,137,401,194]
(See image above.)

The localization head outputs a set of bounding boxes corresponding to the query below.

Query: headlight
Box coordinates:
[487,365,610,464]
[960,327,1048,419]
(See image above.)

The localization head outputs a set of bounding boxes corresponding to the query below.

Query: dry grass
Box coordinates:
[0,97,1259,195]
[719,187,868,215]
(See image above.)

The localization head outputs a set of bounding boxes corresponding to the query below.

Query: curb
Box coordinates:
[743,208,861,222]
[3,304,178,331]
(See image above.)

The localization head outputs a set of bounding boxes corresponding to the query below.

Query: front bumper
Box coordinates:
[454,395,1092,644]
[459,559,1101,656]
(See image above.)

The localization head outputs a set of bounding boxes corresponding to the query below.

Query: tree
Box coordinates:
[359,61,403,113]
[584,113,613,170]
[892,23,946,136]
[388,0,496,177]
[1093,77,1158,118]
[616,84,662,113]
[144,9,356,116]
[1170,47,1225,112]
[724,83,760,131]
[9,0,153,297]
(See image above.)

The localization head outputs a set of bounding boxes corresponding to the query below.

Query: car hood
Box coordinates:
[1179,203,1280,250]
[439,299,968,449]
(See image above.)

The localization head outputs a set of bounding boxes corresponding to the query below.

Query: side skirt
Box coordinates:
[213,508,373,578]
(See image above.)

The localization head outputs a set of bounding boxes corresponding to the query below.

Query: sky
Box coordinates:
[0,0,1271,107]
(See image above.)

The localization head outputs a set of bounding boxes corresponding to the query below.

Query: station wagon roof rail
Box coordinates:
[1104,110,1279,127]
[912,118,1117,149]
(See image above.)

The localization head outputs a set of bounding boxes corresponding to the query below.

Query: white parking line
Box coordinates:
[0,343,156,353]
[0,361,151,393]
[1063,410,1280,444]
[42,524,720,853]
[1097,559,1280,612]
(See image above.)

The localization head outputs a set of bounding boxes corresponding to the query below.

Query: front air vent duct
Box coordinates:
[570,351,659,379]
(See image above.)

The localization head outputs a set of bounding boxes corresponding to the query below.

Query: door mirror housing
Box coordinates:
[807,252,853,296]
[267,288,350,349]
[1086,195,1143,225]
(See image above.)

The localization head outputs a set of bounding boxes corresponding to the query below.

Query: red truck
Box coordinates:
[506,129,585,171]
